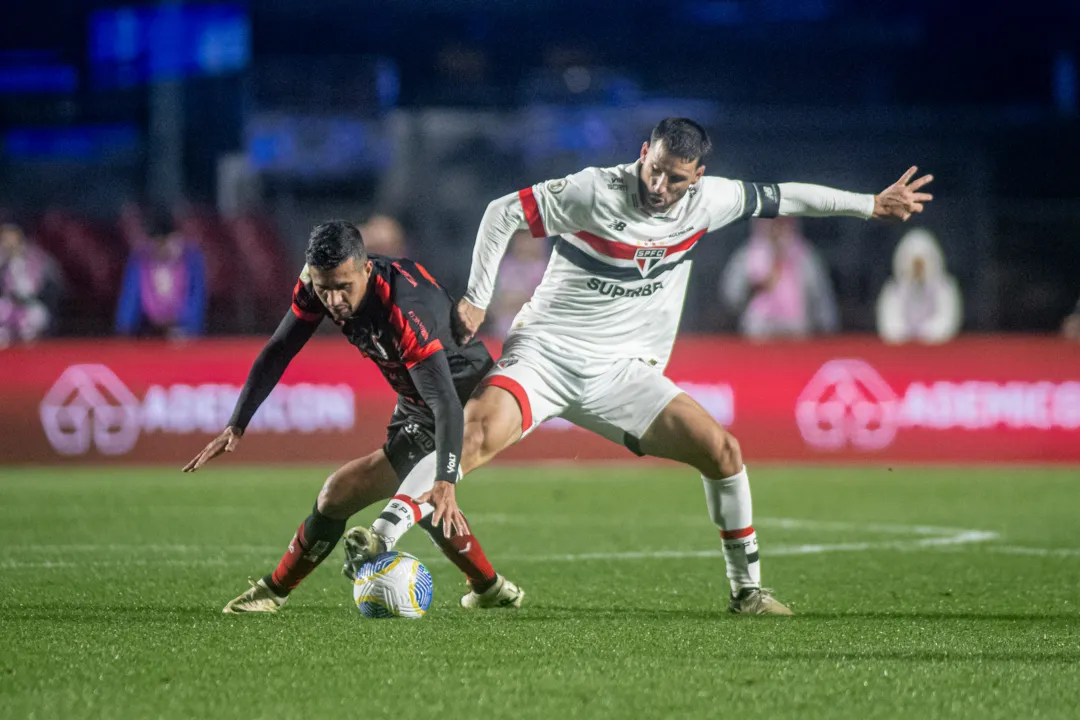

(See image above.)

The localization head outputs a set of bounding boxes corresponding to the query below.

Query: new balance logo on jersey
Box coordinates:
[587,277,665,298]
[634,247,667,276]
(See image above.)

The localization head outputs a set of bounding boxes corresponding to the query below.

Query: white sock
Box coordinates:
[371,497,433,550]
[702,466,761,593]
[370,453,437,550]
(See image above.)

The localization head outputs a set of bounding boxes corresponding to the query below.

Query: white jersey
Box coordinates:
[465,160,875,369]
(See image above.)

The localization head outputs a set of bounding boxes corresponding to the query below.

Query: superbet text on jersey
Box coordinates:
[497,162,783,369]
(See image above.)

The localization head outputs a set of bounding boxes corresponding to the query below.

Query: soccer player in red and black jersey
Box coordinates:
[184,220,524,613]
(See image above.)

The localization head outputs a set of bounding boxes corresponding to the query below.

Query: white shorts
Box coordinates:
[481,331,683,455]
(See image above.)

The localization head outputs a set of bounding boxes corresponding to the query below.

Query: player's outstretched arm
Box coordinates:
[408,350,470,537]
[182,310,318,472]
[773,166,933,221]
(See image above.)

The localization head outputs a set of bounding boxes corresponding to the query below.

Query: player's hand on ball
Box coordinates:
[417,481,470,537]
[183,426,243,472]
[873,166,934,221]
[453,299,486,344]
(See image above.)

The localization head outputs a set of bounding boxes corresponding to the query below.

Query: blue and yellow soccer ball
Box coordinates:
[352,551,433,619]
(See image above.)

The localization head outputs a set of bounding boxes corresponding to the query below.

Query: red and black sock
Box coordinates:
[263,504,346,596]
[418,515,498,594]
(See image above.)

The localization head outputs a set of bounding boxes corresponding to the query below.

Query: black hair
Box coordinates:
[305,220,368,270]
[649,117,712,164]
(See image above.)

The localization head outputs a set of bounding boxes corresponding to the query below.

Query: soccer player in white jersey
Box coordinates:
[354,117,933,615]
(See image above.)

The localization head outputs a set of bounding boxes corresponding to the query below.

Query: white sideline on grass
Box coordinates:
[3,517,1075,570]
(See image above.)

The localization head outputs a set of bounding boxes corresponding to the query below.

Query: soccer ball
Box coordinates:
[352,551,433,619]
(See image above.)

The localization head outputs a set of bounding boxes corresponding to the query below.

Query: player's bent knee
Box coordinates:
[315,480,347,517]
[703,429,742,479]
[316,472,356,517]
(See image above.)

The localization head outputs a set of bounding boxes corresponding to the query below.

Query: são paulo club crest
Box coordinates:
[634,247,667,276]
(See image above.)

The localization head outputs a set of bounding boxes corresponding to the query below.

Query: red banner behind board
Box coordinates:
[1,336,1078,465]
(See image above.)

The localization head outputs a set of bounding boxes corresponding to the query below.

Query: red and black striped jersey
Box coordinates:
[291,255,493,404]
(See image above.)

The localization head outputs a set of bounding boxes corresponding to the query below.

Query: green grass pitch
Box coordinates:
[2,463,1079,719]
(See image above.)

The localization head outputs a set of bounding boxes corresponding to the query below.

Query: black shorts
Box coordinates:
[382,398,438,481]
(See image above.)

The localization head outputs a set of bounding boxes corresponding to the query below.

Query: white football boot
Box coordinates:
[460,574,526,609]
[341,526,388,580]
[728,587,793,616]
[222,578,288,614]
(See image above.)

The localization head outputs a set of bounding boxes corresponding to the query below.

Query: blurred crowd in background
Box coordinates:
[2,0,1079,347]
[4,204,1070,347]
